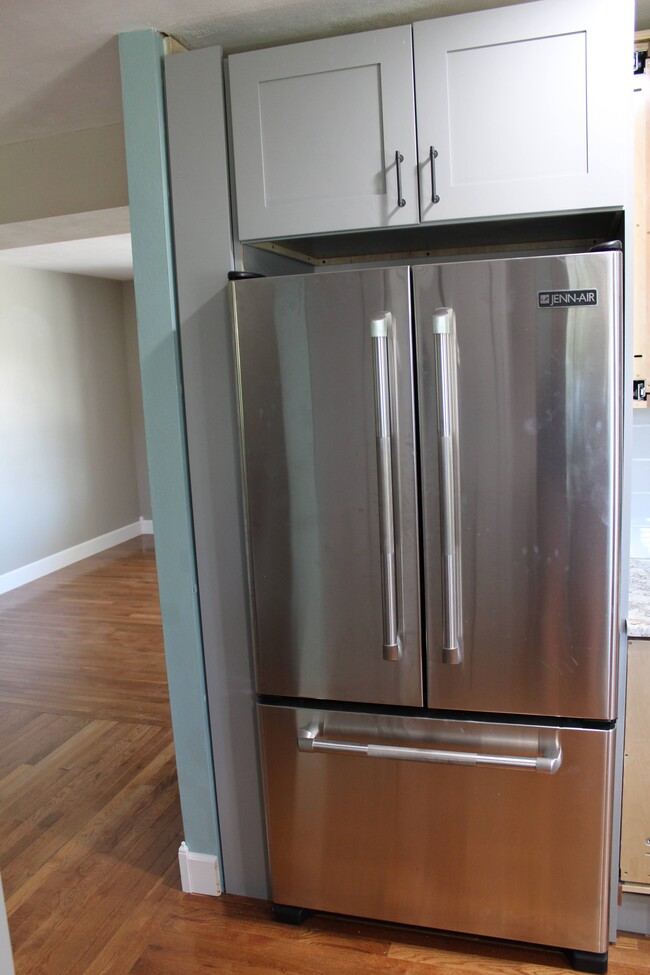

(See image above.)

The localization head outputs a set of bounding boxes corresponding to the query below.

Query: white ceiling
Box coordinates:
[0,0,646,279]
[0,234,133,280]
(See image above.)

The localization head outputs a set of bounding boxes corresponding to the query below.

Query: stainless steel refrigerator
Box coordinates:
[230,249,622,973]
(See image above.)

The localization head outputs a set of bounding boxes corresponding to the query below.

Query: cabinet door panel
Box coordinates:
[445,32,587,185]
[414,0,628,223]
[229,26,419,240]
[257,65,384,205]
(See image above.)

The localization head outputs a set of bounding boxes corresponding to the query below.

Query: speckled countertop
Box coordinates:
[628,559,650,639]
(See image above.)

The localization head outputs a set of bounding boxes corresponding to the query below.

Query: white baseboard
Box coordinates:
[0,519,154,596]
[178,842,222,896]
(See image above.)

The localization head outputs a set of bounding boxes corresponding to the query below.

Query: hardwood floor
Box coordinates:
[0,537,647,974]
[0,537,170,724]
[0,537,180,974]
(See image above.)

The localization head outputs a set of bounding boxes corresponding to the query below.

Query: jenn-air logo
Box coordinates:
[538,289,598,308]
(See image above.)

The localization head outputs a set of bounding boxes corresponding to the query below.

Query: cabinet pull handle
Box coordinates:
[298,726,563,774]
[430,146,440,204]
[395,150,406,208]
[433,308,462,665]
[371,313,401,661]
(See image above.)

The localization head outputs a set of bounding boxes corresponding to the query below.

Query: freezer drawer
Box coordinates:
[259,704,615,954]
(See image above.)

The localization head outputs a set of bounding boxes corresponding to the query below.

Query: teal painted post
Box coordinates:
[118,29,222,862]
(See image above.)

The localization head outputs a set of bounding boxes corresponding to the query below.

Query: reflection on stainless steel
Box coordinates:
[260,705,614,953]
[371,313,401,661]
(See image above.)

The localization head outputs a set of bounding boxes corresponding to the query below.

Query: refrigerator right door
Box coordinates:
[414,252,622,720]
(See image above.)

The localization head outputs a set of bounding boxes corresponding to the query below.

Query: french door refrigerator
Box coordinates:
[230,249,622,973]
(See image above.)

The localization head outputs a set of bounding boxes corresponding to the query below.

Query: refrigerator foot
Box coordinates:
[565,949,608,973]
[272,903,311,926]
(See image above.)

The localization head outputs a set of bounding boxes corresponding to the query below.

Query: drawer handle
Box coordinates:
[297,725,562,774]
[395,150,406,208]
[430,146,440,204]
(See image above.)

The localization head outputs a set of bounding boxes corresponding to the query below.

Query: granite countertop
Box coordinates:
[628,559,650,639]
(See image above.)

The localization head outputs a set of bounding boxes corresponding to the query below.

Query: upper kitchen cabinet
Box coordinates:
[228,26,419,241]
[228,0,629,243]
[414,0,628,224]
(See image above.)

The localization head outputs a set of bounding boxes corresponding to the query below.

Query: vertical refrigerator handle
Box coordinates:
[371,314,401,662]
[433,308,463,665]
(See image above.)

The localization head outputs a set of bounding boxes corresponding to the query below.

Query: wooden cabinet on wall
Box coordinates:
[227,0,629,243]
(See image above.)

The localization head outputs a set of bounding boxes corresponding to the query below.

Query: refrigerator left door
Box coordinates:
[232,268,422,707]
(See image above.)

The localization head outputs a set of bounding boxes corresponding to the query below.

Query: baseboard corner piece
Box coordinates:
[178,841,222,897]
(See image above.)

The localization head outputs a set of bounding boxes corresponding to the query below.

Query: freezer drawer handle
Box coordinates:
[433,308,462,665]
[371,313,401,661]
[298,726,562,774]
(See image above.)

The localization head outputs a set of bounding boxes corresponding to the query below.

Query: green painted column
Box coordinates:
[118,29,222,862]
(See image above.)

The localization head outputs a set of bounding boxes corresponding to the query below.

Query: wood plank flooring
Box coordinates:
[0,537,647,974]
[0,538,170,724]
[0,537,181,974]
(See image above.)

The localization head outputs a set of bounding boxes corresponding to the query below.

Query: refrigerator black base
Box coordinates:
[272,903,311,925]
[565,949,608,973]
[272,903,608,973]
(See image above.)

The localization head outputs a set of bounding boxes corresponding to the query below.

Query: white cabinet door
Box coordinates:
[228,27,418,241]
[414,0,629,224]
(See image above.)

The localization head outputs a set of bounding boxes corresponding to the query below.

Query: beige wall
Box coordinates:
[0,125,128,227]
[0,265,141,575]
